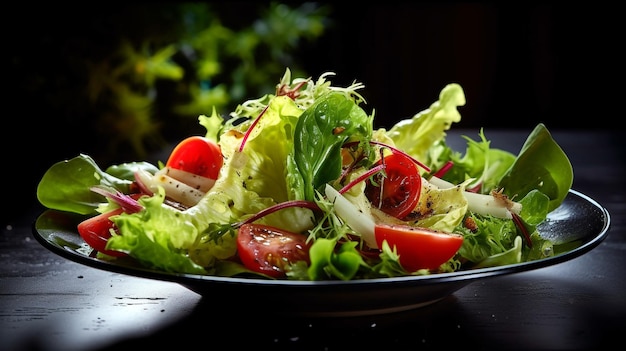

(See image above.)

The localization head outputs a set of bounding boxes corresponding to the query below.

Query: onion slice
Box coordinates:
[325,184,377,248]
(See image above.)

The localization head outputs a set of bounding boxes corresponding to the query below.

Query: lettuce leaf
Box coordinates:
[36,155,157,215]
[192,95,315,234]
[498,123,573,212]
[386,83,465,164]
[432,130,517,193]
[289,91,373,201]
[108,189,215,274]
[307,238,367,281]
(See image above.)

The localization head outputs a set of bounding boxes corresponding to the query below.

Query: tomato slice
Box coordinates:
[77,208,127,257]
[365,152,421,220]
[236,224,311,278]
[375,224,463,271]
[165,136,222,180]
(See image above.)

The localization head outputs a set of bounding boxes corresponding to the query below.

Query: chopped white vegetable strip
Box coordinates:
[135,169,156,195]
[429,176,522,219]
[156,166,216,192]
[325,184,377,249]
[427,176,456,189]
[136,169,205,207]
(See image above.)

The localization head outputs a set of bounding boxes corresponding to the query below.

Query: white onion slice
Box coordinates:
[155,166,216,192]
[136,169,205,207]
[325,184,377,248]
[429,176,522,218]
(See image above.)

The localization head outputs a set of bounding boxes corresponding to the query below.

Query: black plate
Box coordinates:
[33,189,610,317]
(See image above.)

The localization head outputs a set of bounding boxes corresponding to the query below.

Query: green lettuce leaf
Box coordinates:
[386,83,465,164]
[108,189,215,274]
[36,155,155,215]
[433,130,517,193]
[498,123,573,212]
[192,95,315,234]
[290,91,373,201]
[307,238,367,280]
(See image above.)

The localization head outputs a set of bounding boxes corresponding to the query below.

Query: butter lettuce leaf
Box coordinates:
[386,83,465,164]
[194,95,315,234]
[413,182,469,232]
[108,189,218,275]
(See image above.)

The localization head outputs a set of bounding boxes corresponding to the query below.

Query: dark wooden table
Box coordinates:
[2,128,624,351]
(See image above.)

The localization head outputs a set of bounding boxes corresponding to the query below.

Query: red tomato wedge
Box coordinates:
[165,136,222,179]
[365,152,421,220]
[236,224,311,278]
[77,208,127,257]
[375,224,464,271]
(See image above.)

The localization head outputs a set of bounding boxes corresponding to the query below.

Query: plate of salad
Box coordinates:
[34,69,610,316]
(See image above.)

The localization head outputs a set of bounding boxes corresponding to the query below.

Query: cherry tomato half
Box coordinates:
[77,208,127,257]
[166,136,222,180]
[375,223,464,271]
[365,152,421,220]
[236,224,311,278]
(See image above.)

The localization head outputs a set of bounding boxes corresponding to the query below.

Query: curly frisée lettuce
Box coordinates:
[35,68,574,280]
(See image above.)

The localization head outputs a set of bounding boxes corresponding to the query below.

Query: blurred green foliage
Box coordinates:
[18,2,329,161]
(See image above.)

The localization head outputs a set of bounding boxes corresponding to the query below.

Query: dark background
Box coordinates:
[4,2,622,221]
[304,2,622,130]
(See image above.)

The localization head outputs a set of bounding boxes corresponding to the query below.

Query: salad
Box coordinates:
[36,69,574,280]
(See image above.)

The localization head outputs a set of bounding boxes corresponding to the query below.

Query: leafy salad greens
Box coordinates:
[37,69,574,280]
